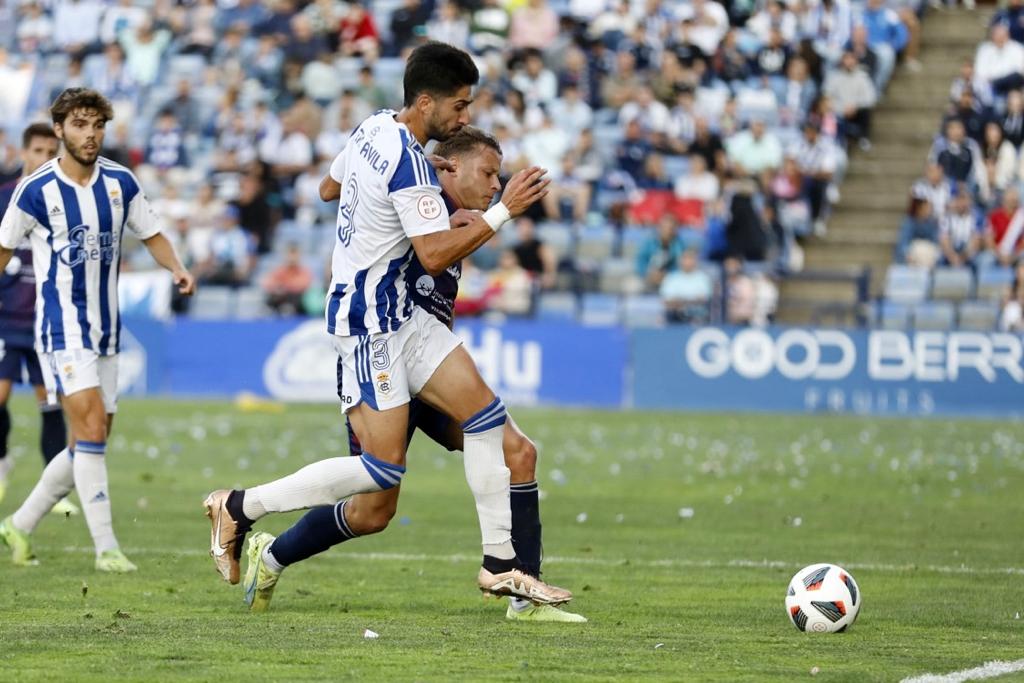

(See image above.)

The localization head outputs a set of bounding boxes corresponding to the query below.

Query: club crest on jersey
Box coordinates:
[417,195,442,220]
[63,364,74,380]
[108,189,122,207]
[376,372,391,394]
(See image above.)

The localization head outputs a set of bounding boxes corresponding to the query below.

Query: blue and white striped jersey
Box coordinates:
[0,157,162,355]
[325,110,451,337]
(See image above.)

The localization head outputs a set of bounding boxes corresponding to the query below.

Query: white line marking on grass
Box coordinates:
[901,659,1024,683]
[48,546,1024,576]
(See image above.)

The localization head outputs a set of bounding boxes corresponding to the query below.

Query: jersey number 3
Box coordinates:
[337,174,360,247]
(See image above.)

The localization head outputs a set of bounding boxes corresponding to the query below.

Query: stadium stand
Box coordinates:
[2,0,1004,330]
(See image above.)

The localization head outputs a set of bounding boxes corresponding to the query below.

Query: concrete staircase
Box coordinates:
[776,8,992,325]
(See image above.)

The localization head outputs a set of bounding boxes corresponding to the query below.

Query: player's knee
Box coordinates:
[346,497,398,535]
[505,433,537,482]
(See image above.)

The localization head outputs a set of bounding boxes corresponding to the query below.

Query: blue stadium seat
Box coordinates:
[580,293,622,326]
[930,267,973,301]
[620,226,649,262]
[662,155,691,179]
[976,266,1014,301]
[884,265,930,304]
[191,287,234,320]
[536,292,577,322]
[536,222,573,263]
[877,301,911,329]
[598,258,636,294]
[913,301,955,330]
[957,300,1001,331]
[235,287,270,319]
[623,295,666,328]
[576,225,616,262]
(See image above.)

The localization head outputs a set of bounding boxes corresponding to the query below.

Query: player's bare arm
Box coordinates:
[0,246,14,273]
[319,174,341,202]
[410,166,549,275]
[142,233,196,295]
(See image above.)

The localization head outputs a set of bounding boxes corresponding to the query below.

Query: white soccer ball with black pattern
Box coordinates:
[785,563,861,633]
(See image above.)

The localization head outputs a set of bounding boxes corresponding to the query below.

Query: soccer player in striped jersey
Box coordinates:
[0,123,75,515]
[204,42,572,607]
[240,127,586,622]
[0,89,196,572]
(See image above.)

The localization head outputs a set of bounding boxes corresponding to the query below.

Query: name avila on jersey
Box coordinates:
[351,125,390,176]
[57,224,118,267]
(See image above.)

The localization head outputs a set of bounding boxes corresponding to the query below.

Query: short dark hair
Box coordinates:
[50,88,114,127]
[22,123,57,149]
[403,41,479,107]
[433,126,502,159]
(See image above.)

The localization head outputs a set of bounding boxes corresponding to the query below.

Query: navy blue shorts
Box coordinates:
[0,341,44,386]
[337,356,457,457]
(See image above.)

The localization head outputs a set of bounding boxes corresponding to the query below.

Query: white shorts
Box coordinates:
[44,349,119,414]
[334,307,462,413]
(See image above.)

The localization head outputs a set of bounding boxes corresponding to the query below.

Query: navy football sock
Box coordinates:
[268,500,357,567]
[510,481,543,577]
[0,404,9,460]
[39,406,66,465]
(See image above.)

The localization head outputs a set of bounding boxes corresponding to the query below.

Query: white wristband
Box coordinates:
[482,202,511,232]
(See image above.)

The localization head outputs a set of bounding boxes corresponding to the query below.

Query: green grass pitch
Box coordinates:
[0,397,1021,681]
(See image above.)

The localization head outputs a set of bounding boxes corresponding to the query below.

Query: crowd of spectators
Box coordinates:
[0,0,924,325]
[896,6,1024,330]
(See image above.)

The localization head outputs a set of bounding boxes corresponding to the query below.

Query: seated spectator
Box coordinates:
[601,50,643,109]
[726,119,783,178]
[724,255,757,325]
[511,48,558,108]
[543,154,592,223]
[263,244,313,316]
[196,206,253,287]
[469,0,510,54]
[712,29,750,85]
[860,0,908,91]
[949,87,991,146]
[725,178,770,262]
[637,153,673,190]
[674,154,719,204]
[690,117,727,176]
[974,22,1024,97]
[770,156,812,238]
[508,0,559,52]
[454,257,496,317]
[999,260,1024,331]
[950,58,991,109]
[1002,89,1024,149]
[619,84,671,137]
[338,1,380,59]
[488,250,534,315]
[808,0,853,66]
[793,121,838,231]
[636,216,687,289]
[511,218,556,289]
[911,162,952,221]
[993,0,1024,43]
[548,83,593,141]
[940,192,982,267]
[661,249,712,324]
[521,109,571,179]
[979,121,1016,202]
[118,19,172,87]
[616,119,653,186]
[145,110,188,171]
[427,1,469,50]
[823,50,876,151]
[896,198,941,269]
[749,0,797,45]
[928,119,983,188]
[846,25,880,91]
[985,189,1024,266]
[390,0,430,56]
[754,28,792,81]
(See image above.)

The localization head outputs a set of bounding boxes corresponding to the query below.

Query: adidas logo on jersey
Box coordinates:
[90,491,108,503]
[49,205,63,216]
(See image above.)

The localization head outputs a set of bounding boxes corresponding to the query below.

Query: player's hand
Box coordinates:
[427,154,455,173]
[174,268,196,296]
[501,166,550,217]
[449,208,478,229]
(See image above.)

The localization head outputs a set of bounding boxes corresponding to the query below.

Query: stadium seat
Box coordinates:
[190,287,234,320]
[877,301,911,329]
[598,258,634,294]
[957,300,1001,331]
[620,226,649,262]
[912,301,955,331]
[976,266,1014,301]
[580,293,622,326]
[235,287,270,319]
[930,267,973,302]
[662,155,691,180]
[623,295,666,328]
[536,291,577,321]
[884,265,930,304]
[536,222,573,263]
[576,225,616,262]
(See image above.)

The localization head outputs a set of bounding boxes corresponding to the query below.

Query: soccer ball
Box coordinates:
[785,563,861,633]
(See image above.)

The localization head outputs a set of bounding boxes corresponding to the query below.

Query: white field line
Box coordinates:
[46,546,1024,576]
[901,659,1024,683]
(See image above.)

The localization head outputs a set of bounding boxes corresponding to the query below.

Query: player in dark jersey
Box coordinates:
[241,127,586,622]
[0,124,70,510]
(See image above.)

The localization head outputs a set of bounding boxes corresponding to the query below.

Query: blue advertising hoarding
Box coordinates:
[122,317,627,408]
[632,327,1024,418]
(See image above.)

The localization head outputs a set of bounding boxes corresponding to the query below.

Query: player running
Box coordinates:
[241,127,586,622]
[0,88,196,571]
[0,123,76,516]
[204,42,571,606]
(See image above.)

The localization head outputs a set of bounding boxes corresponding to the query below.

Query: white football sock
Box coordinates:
[73,441,119,555]
[11,447,75,533]
[462,398,515,560]
[242,455,404,521]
